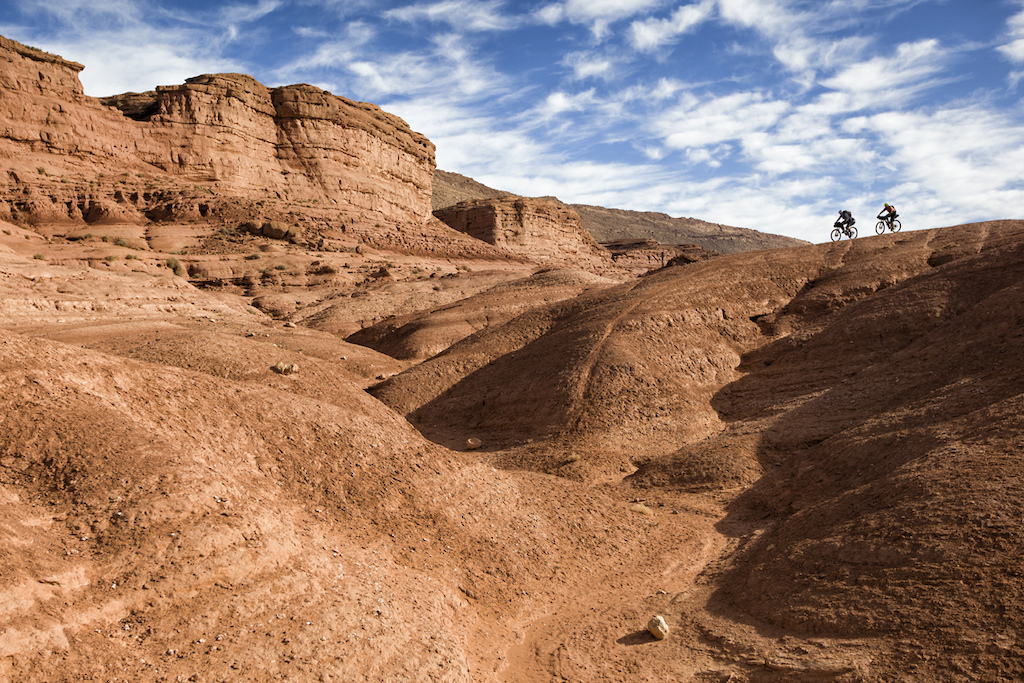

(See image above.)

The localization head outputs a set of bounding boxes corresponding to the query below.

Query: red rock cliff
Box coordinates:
[0,36,435,225]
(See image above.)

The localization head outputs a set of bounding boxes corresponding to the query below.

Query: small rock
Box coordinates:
[465,438,482,450]
[647,615,669,640]
[272,362,299,375]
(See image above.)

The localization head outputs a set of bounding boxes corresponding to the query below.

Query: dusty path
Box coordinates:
[493,480,733,682]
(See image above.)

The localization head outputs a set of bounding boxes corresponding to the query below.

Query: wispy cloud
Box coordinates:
[346,47,504,99]
[385,98,553,173]
[534,88,599,119]
[562,50,617,80]
[848,106,1024,198]
[821,39,949,97]
[537,0,666,38]
[384,0,512,32]
[655,91,791,151]
[998,3,1024,65]
[56,32,238,95]
[628,0,715,52]
[216,0,283,40]
[13,0,142,25]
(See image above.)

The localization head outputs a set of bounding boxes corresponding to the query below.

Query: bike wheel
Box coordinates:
[831,228,842,242]
[875,220,887,235]
[892,219,901,233]
[848,226,858,239]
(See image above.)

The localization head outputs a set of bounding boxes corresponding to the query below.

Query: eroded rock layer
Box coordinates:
[0,36,434,226]
[434,197,610,266]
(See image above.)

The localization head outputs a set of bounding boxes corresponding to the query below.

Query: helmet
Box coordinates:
[885,203,891,208]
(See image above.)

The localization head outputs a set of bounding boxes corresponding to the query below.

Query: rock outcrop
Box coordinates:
[0,36,132,163]
[602,238,713,273]
[0,36,434,227]
[101,76,434,223]
[434,196,610,266]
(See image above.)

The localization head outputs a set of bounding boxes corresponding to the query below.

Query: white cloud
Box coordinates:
[54,34,238,95]
[534,89,598,119]
[348,52,498,99]
[641,144,666,160]
[628,0,715,52]
[384,0,511,32]
[7,0,285,94]
[218,0,282,40]
[716,0,790,34]
[536,0,666,38]
[14,0,141,24]
[685,146,721,167]
[712,0,877,83]
[852,107,1024,198]
[714,0,838,83]
[386,98,565,177]
[560,0,665,22]
[273,38,358,75]
[617,77,691,104]
[563,51,615,80]
[483,158,673,207]
[278,27,508,100]
[998,5,1024,62]
[535,4,565,25]
[219,0,281,24]
[747,134,873,176]
[821,39,948,96]
[656,91,791,151]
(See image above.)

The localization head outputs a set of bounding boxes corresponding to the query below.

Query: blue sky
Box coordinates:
[2,0,1023,243]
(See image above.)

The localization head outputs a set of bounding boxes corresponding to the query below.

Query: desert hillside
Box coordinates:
[432,169,809,253]
[1,36,1023,683]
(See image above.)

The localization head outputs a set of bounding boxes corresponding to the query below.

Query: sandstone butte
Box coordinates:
[2,35,1023,683]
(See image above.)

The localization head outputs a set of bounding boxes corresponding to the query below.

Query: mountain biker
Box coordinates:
[835,210,855,232]
[877,203,898,224]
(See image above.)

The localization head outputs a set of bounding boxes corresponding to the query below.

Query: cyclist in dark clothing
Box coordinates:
[835,209,855,231]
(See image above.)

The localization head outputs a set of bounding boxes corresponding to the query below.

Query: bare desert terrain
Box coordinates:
[1,36,1023,683]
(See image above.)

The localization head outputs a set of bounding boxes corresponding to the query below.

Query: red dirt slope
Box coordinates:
[373,220,1024,679]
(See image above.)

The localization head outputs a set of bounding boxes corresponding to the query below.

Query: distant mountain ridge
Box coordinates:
[432,169,809,253]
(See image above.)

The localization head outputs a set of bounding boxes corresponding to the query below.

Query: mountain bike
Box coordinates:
[875,216,902,234]
[831,222,857,241]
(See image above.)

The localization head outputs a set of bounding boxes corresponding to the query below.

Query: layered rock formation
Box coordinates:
[0,36,434,228]
[434,196,610,266]
[101,76,434,223]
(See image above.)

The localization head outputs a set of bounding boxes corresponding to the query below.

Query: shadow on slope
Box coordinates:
[700,221,1024,679]
[374,245,847,481]
[347,267,619,361]
[375,234,951,482]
